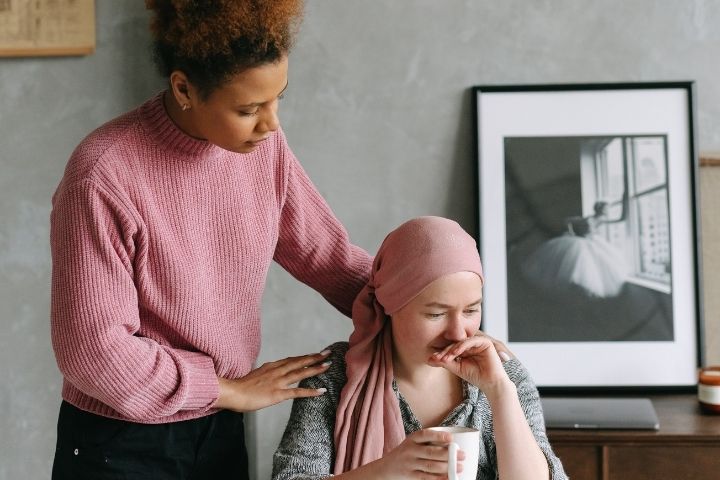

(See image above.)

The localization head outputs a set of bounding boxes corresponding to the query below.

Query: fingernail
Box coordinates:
[499,351,510,362]
[320,350,331,356]
[321,361,332,367]
[316,388,327,394]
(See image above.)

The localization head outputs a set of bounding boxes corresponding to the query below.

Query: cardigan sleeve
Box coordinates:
[505,360,569,480]
[50,179,219,421]
[272,343,349,480]
[272,133,372,318]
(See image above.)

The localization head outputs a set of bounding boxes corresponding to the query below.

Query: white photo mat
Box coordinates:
[475,83,701,388]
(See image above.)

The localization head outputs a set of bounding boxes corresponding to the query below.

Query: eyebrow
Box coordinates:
[237,82,289,108]
[423,299,482,309]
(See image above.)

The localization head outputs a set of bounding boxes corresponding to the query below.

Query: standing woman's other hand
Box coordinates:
[215,350,332,412]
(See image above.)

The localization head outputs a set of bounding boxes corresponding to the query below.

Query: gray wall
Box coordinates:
[2,1,720,478]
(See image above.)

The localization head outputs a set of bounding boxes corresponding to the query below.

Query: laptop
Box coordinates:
[541,397,660,430]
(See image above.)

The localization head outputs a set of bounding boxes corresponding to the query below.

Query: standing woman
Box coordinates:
[50,1,371,479]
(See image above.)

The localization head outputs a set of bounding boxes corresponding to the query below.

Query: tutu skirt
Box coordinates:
[522,233,628,298]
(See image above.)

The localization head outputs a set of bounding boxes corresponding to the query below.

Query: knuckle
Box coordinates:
[263,359,281,369]
[291,388,312,398]
[310,362,330,371]
[425,445,438,457]
[284,389,300,399]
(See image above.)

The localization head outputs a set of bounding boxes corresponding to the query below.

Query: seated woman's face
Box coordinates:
[390,271,483,367]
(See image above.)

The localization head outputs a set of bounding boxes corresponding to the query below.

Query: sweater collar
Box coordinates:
[138,91,226,162]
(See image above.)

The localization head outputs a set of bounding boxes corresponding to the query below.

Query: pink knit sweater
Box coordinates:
[50,92,372,424]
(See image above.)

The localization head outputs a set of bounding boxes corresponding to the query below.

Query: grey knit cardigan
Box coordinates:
[272,342,568,480]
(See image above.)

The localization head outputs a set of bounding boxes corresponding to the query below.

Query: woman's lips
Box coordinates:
[247,137,269,146]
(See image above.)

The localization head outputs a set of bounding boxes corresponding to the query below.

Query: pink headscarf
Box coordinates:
[333,216,484,473]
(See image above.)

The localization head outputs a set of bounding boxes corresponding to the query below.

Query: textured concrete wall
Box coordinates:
[0,2,163,478]
[2,1,720,478]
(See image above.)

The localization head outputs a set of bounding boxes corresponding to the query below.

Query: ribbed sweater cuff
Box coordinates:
[176,350,220,410]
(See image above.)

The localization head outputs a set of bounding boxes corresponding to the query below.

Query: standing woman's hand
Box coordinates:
[215,350,332,412]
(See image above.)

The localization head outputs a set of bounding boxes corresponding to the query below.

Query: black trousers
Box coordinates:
[52,401,250,480]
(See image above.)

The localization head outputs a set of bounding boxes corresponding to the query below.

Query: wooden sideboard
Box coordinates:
[546,394,720,480]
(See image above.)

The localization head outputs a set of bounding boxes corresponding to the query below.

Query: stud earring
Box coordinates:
[181,104,190,111]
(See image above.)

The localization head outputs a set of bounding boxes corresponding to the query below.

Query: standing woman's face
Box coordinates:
[171,56,289,154]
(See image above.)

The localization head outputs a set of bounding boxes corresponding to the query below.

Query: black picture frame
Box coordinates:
[473,82,704,391]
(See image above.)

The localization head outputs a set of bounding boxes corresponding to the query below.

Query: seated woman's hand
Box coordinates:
[427,335,512,395]
[369,429,465,480]
[473,330,514,361]
[215,350,331,412]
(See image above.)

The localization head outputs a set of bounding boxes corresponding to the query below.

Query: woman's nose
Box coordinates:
[444,315,467,341]
[257,104,280,133]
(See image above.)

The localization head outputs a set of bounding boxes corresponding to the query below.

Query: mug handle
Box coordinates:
[448,442,460,480]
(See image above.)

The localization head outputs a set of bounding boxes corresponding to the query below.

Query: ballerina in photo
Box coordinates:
[522,195,629,299]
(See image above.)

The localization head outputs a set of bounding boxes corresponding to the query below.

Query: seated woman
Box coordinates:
[273,216,567,479]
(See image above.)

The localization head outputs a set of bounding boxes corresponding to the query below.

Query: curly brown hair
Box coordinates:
[146,0,304,99]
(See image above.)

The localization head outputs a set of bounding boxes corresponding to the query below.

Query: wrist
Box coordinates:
[482,377,517,405]
[335,457,388,480]
[215,377,238,410]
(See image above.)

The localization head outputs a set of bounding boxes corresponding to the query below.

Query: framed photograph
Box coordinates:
[473,82,703,390]
[0,0,95,57]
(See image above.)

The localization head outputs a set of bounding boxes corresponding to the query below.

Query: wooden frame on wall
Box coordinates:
[473,82,703,391]
[700,153,720,167]
[0,0,95,57]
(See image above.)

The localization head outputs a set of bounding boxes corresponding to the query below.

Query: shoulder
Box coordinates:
[503,358,544,414]
[326,341,349,364]
[502,358,532,383]
[60,105,144,188]
[320,341,349,381]
[299,341,348,396]
[503,358,543,398]
[465,358,537,404]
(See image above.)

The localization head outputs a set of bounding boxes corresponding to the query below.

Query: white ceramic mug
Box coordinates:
[427,426,480,480]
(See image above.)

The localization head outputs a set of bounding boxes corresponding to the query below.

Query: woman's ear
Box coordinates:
[168,70,195,110]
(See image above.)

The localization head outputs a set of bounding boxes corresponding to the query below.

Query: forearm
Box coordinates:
[486,381,550,480]
[51,180,219,420]
[53,325,219,420]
